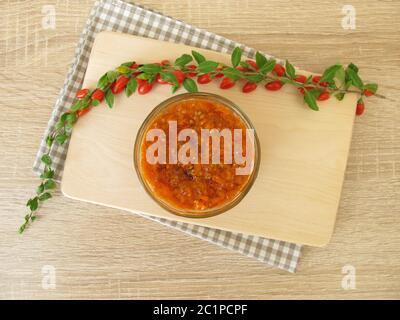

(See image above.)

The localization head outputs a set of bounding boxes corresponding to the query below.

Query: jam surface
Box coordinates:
[140,97,252,212]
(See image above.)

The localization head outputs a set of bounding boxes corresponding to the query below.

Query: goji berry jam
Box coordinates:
[134,93,260,217]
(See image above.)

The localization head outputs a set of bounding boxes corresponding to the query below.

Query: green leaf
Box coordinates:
[231,47,242,67]
[335,92,345,101]
[285,60,296,78]
[183,77,198,93]
[196,61,219,73]
[40,168,54,179]
[136,73,150,80]
[304,90,319,111]
[66,112,77,124]
[171,85,180,94]
[44,179,56,190]
[92,99,100,107]
[160,72,178,86]
[29,197,39,211]
[139,64,162,74]
[39,192,52,201]
[46,135,54,148]
[97,73,109,90]
[255,52,268,68]
[36,183,44,195]
[56,133,68,145]
[348,63,359,74]
[245,74,264,83]
[105,90,114,109]
[320,64,341,84]
[41,154,52,166]
[174,54,193,68]
[125,77,137,97]
[116,65,131,74]
[364,83,378,94]
[106,70,119,83]
[223,67,244,80]
[192,50,206,64]
[31,216,37,222]
[346,67,364,89]
[259,59,276,75]
[334,66,346,87]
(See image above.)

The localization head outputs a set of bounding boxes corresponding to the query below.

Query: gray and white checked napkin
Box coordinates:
[33,0,302,272]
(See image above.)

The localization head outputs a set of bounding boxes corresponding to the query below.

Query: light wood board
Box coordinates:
[61,31,357,246]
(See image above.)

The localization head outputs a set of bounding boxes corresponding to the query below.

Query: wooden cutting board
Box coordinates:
[62,31,357,246]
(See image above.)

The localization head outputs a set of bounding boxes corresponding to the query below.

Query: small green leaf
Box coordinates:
[174,54,193,68]
[285,60,296,79]
[348,63,359,74]
[335,92,345,101]
[105,90,114,109]
[46,135,54,148]
[346,67,364,90]
[44,179,56,190]
[137,73,150,80]
[231,47,242,68]
[304,90,319,111]
[40,168,54,179]
[116,65,131,74]
[183,77,198,93]
[31,216,37,222]
[192,50,206,64]
[171,85,180,94]
[259,59,276,75]
[97,73,109,90]
[125,77,138,97]
[41,154,52,166]
[39,192,52,201]
[196,61,219,73]
[92,99,100,107]
[56,133,68,145]
[320,64,341,84]
[334,66,346,87]
[36,183,44,195]
[29,197,39,211]
[364,83,378,94]
[160,72,178,86]
[245,74,264,83]
[255,52,268,68]
[139,64,162,74]
[223,67,244,80]
[106,70,119,83]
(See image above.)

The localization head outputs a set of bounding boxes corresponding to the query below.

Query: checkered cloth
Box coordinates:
[33,0,302,272]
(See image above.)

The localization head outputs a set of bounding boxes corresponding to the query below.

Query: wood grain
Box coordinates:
[0,0,399,299]
[62,31,357,247]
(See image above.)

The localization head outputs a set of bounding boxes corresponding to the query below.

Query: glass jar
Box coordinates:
[134,92,260,218]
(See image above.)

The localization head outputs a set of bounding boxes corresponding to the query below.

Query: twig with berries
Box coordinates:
[19,47,381,233]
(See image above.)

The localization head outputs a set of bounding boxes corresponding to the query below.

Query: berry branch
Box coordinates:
[19,47,380,233]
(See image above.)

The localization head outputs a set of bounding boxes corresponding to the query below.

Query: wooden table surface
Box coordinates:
[1,0,399,299]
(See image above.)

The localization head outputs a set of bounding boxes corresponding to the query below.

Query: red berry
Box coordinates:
[214,67,224,78]
[76,88,89,99]
[111,76,129,94]
[356,101,365,116]
[174,70,186,84]
[77,106,92,117]
[138,82,153,95]
[265,80,283,91]
[156,74,169,84]
[130,63,139,69]
[187,65,197,77]
[136,78,147,86]
[273,64,285,77]
[312,75,329,87]
[246,59,258,70]
[220,77,235,89]
[317,91,330,101]
[242,82,257,93]
[294,75,307,83]
[236,66,248,72]
[161,59,170,66]
[131,71,141,77]
[197,74,212,84]
[91,89,105,102]
[363,89,374,97]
